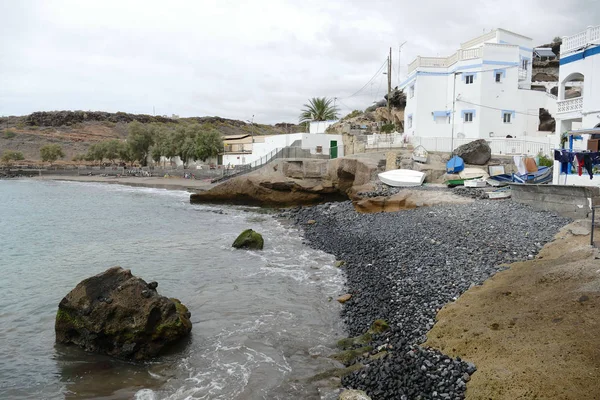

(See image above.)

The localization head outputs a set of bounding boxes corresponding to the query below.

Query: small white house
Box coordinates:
[553,25,600,186]
[220,132,344,167]
[400,28,557,144]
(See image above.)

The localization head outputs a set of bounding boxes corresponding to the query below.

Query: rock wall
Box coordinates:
[189,157,381,207]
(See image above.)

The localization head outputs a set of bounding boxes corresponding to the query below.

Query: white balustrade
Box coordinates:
[561,25,600,55]
[557,97,583,114]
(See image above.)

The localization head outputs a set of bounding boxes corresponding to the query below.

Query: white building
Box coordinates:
[553,25,600,186]
[400,28,557,145]
[220,132,344,167]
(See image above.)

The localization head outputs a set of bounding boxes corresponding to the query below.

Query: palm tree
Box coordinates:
[299,97,339,125]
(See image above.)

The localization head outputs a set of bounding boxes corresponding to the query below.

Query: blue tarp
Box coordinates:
[446,156,465,173]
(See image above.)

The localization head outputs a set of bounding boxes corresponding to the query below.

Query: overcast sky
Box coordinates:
[1,0,598,124]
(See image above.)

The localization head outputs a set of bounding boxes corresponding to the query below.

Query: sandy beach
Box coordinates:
[30,175,216,192]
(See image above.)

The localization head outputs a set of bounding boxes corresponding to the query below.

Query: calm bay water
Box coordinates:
[0,180,344,400]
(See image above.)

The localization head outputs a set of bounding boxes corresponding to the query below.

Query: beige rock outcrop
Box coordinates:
[190,157,380,207]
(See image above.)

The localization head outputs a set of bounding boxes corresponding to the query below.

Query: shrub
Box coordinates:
[3,130,16,139]
[380,123,395,134]
[538,153,553,167]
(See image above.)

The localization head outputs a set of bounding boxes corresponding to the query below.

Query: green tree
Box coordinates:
[118,143,134,166]
[127,121,155,166]
[179,135,197,167]
[299,97,339,125]
[40,144,65,164]
[196,129,223,161]
[1,150,25,166]
[102,139,122,164]
[85,143,105,164]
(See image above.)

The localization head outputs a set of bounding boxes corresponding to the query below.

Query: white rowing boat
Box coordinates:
[464,178,487,188]
[378,169,426,187]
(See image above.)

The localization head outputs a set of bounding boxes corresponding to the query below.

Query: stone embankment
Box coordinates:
[190,157,380,207]
[281,199,570,399]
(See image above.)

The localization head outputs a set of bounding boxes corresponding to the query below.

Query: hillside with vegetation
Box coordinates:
[0,111,302,164]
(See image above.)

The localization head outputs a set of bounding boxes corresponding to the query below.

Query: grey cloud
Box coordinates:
[1,0,598,123]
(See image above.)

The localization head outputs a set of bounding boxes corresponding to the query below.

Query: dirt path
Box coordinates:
[425,221,600,399]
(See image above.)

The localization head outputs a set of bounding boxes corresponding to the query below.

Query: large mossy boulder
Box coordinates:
[55,266,192,360]
[453,139,491,165]
[232,229,264,250]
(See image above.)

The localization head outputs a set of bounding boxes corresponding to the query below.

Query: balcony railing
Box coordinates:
[407,47,483,74]
[557,97,583,114]
[561,25,600,55]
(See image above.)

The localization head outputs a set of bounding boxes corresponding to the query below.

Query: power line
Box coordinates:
[458,99,539,117]
[340,59,388,99]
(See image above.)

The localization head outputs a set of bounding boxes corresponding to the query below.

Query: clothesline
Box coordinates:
[553,149,600,180]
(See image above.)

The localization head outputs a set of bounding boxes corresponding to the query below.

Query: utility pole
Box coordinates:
[387,47,392,111]
[397,41,407,86]
[450,72,463,152]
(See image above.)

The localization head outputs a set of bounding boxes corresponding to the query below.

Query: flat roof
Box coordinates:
[534,48,556,57]
[222,134,251,140]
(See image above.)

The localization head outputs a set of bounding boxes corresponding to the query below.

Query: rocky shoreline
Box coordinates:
[280,198,570,399]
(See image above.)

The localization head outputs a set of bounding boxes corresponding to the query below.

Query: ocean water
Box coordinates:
[0,180,344,400]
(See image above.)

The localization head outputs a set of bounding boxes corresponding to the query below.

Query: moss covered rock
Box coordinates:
[232,229,264,250]
[55,266,192,360]
[330,346,373,365]
[336,320,390,350]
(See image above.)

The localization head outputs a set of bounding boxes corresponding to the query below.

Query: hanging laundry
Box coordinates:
[553,149,574,174]
[525,157,538,173]
[584,153,594,179]
[576,154,585,176]
[513,155,527,175]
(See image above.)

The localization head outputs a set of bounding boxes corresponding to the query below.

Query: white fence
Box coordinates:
[364,134,555,156]
[561,25,600,55]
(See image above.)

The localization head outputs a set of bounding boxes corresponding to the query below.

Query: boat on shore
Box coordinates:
[412,145,428,163]
[378,169,426,187]
[487,166,553,185]
[488,188,512,199]
[446,156,464,174]
[464,178,487,188]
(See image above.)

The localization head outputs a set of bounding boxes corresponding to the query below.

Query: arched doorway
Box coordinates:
[559,72,584,100]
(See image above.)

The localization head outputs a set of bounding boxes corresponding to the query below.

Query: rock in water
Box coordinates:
[55,266,192,360]
[339,389,372,400]
[232,229,264,250]
[453,139,491,165]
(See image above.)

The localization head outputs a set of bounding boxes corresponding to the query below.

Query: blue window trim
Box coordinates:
[432,110,451,120]
[398,60,520,89]
[462,72,476,82]
[501,110,516,120]
[493,69,506,79]
[461,109,476,119]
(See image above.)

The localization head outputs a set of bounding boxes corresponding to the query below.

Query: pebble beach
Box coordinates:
[282,198,571,399]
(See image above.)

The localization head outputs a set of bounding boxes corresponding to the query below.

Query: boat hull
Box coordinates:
[378,169,426,187]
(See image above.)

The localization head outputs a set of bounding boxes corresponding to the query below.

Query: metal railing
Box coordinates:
[211,146,335,183]
[356,134,555,157]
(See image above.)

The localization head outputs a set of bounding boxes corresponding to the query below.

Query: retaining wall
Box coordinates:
[511,184,600,219]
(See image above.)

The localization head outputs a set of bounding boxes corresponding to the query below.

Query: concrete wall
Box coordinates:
[511,183,600,219]
[309,120,338,134]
